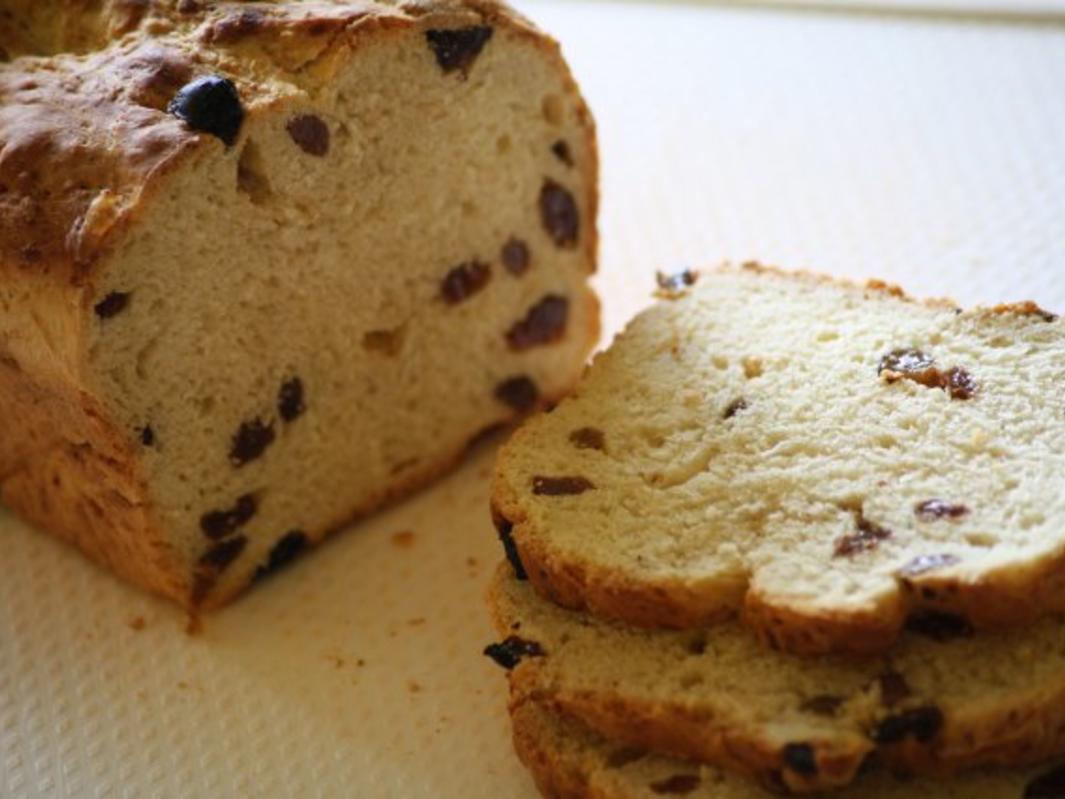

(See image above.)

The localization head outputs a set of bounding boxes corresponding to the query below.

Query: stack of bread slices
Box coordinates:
[485,263,1065,798]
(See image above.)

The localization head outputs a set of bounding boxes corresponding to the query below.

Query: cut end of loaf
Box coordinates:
[0,1,599,608]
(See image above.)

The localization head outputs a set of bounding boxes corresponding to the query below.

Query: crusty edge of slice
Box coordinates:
[486,563,870,794]
[508,699,1065,799]
[511,698,606,799]
[491,261,1063,655]
[487,563,1065,794]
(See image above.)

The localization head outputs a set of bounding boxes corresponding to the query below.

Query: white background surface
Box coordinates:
[3,3,1065,796]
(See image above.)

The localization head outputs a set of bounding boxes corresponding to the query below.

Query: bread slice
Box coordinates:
[492,263,1065,655]
[487,565,1065,793]
[510,701,1065,799]
[0,1,597,609]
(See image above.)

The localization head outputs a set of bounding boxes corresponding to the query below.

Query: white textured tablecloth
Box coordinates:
[3,3,1064,797]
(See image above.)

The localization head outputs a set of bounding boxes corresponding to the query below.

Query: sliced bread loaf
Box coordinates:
[510,701,1065,799]
[492,263,1065,654]
[0,1,597,609]
[488,565,1065,794]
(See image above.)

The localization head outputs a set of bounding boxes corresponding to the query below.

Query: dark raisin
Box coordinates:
[915,500,970,521]
[94,292,130,319]
[834,514,892,557]
[501,238,531,276]
[483,636,543,670]
[254,530,309,581]
[506,295,569,351]
[441,261,491,304]
[899,553,961,578]
[1025,762,1065,797]
[878,349,938,386]
[494,377,538,414]
[199,535,248,571]
[877,671,912,707]
[286,114,330,156]
[494,514,527,580]
[781,743,818,776]
[140,425,155,446]
[873,706,944,744]
[532,476,595,496]
[199,493,257,540]
[229,418,275,466]
[167,75,244,146]
[905,611,973,642]
[539,180,579,248]
[551,139,573,166]
[278,377,305,422]
[879,350,977,400]
[649,775,701,795]
[801,695,844,716]
[946,367,978,400]
[723,398,748,419]
[569,427,605,451]
[655,269,699,296]
[425,26,493,74]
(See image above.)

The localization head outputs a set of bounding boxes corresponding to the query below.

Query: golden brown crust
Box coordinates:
[0,353,185,602]
[1,0,599,608]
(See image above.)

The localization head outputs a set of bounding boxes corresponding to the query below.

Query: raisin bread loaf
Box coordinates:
[488,565,1065,794]
[511,701,1065,799]
[0,0,597,609]
[492,263,1064,655]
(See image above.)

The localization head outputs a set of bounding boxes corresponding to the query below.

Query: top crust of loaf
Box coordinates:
[0,0,571,291]
[492,262,1065,656]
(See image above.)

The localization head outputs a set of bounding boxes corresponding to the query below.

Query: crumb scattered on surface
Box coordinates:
[391,530,416,549]
[325,653,345,669]
[128,616,146,631]
[466,556,478,567]
[357,658,366,667]
[407,617,427,627]
[407,680,423,694]
[177,681,190,690]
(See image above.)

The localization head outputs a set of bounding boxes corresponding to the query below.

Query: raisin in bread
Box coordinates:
[0,0,598,609]
[487,565,1065,794]
[511,701,1065,799]
[492,263,1064,655]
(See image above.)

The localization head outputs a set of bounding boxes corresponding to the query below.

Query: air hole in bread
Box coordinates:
[541,93,564,126]
[236,140,273,204]
[684,633,707,655]
[362,326,406,356]
[678,672,704,689]
[964,532,997,548]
